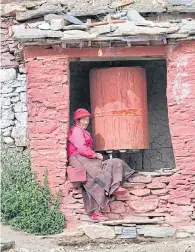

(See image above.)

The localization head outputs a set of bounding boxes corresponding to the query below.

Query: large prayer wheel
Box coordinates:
[90,67,149,151]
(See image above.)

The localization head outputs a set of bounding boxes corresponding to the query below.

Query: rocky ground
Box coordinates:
[1,223,195,252]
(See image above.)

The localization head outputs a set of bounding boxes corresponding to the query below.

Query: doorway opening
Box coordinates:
[69,58,175,171]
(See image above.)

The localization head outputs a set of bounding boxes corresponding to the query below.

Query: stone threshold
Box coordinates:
[45,222,195,245]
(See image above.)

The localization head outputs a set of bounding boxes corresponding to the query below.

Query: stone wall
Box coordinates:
[1,69,27,147]
[60,170,195,227]
[69,60,175,171]
[23,41,195,227]
[1,17,27,148]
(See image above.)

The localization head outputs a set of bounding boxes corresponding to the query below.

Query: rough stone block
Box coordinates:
[14,102,27,112]
[123,182,146,189]
[120,227,137,239]
[130,188,150,197]
[114,226,122,235]
[15,86,26,92]
[128,195,159,212]
[129,175,152,184]
[83,224,115,239]
[176,232,191,238]
[11,96,20,103]
[2,108,14,120]
[51,18,65,30]
[102,205,111,213]
[177,226,195,233]
[38,22,51,30]
[109,201,126,214]
[11,125,27,146]
[0,68,16,82]
[0,239,15,251]
[151,189,169,195]
[3,137,15,146]
[1,120,15,129]
[15,112,27,125]
[165,215,191,225]
[143,227,176,237]
[13,29,63,39]
[1,86,14,94]
[168,197,191,205]
[62,30,97,40]
[147,182,166,189]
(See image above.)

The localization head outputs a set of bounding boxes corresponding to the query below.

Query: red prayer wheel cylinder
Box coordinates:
[90,67,149,151]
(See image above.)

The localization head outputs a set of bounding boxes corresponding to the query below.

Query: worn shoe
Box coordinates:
[91,212,109,222]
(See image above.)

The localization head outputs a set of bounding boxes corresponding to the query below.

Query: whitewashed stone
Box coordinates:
[17,74,26,81]
[3,137,15,146]
[12,80,25,88]
[14,102,27,112]
[0,69,16,82]
[13,29,63,39]
[1,97,11,106]
[20,92,26,103]
[2,3,26,17]
[177,226,195,233]
[38,22,51,30]
[143,227,176,237]
[176,232,191,238]
[51,18,65,30]
[1,86,14,94]
[12,24,26,33]
[3,92,19,98]
[127,9,147,23]
[2,109,15,120]
[28,21,45,28]
[114,226,123,235]
[2,129,12,137]
[15,86,26,92]
[19,65,26,74]
[62,30,97,40]
[1,120,14,129]
[11,96,20,103]
[15,112,27,124]
[83,224,115,239]
[44,14,65,22]
[11,125,27,146]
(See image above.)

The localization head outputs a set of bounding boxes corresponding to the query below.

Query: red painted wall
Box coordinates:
[24,42,195,225]
[25,56,69,194]
[166,41,195,171]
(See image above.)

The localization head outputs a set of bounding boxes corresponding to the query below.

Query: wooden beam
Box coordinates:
[24,45,167,60]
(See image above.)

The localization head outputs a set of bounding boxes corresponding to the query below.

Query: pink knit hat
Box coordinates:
[74,108,91,120]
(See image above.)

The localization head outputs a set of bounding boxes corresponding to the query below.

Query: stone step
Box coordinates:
[101,216,159,226]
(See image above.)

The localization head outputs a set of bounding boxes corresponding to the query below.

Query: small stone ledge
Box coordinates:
[59,168,195,227]
[56,223,195,242]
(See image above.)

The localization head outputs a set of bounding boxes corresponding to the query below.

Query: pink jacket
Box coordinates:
[67,125,97,159]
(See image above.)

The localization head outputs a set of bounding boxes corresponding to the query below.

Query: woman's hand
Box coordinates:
[96,153,104,160]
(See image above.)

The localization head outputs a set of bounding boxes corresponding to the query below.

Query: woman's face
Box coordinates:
[77,117,90,129]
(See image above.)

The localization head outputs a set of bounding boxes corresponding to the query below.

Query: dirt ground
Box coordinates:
[1,224,195,252]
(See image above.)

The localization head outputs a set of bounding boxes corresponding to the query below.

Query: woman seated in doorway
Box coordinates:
[67,108,137,222]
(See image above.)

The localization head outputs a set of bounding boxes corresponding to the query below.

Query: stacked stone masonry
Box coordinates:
[1,69,27,147]
[60,170,195,227]
[1,17,27,147]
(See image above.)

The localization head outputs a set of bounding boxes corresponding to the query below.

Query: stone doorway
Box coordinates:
[69,59,175,172]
